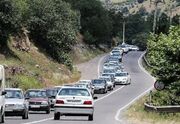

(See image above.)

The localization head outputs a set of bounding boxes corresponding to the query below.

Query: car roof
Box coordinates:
[60,86,88,90]
[26,89,46,91]
[5,88,22,91]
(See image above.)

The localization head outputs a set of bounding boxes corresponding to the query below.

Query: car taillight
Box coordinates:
[83,101,92,105]
[56,100,64,104]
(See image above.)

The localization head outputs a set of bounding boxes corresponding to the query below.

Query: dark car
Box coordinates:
[92,79,108,94]
[24,89,51,114]
[45,88,59,108]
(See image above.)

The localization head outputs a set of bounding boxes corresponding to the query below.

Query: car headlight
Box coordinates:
[123,78,127,80]
[41,101,48,105]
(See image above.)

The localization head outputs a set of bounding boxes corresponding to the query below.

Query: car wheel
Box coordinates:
[46,108,50,114]
[88,114,93,121]
[22,110,29,119]
[0,113,4,123]
[54,113,60,120]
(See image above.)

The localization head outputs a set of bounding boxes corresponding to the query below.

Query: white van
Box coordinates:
[0,65,6,123]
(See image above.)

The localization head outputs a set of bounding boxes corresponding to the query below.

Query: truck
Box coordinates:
[0,65,6,123]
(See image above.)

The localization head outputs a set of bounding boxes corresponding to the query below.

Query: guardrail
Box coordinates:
[144,103,180,113]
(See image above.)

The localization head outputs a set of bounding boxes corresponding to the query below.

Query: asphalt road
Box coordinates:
[5,51,155,124]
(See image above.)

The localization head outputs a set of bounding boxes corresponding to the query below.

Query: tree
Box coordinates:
[0,0,21,46]
[65,0,113,46]
[27,0,79,69]
[147,26,180,85]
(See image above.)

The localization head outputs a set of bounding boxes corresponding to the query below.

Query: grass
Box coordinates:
[0,37,81,90]
[123,56,180,124]
[71,46,104,64]
[124,96,180,124]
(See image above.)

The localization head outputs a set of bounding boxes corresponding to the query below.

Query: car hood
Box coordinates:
[115,76,127,79]
[5,99,24,104]
[28,98,48,102]
[93,84,105,87]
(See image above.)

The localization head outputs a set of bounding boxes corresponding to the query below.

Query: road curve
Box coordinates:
[5,51,154,124]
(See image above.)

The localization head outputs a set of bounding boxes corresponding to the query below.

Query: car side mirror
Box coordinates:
[1,91,6,95]
[93,96,98,100]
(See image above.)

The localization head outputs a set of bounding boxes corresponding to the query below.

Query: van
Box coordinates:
[0,65,6,123]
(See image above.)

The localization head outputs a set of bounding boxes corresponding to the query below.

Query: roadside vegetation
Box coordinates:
[125,96,180,124]
[125,25,180,124]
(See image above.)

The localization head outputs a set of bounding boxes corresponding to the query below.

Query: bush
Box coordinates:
[11,75,42,91]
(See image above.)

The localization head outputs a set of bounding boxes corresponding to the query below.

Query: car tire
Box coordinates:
[54,113,60,120]
[0,113,4,123]
[46,108,50,114]
[88,114,93,121]
[22,111,29,119]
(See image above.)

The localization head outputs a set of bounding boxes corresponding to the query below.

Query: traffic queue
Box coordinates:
[1,43,139,122]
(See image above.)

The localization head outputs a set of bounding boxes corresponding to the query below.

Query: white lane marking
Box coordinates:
[115,52,156,122]
[22,118,53,124]
[22,54,125,124]
[115,86,154,122]
[22,86,125,124]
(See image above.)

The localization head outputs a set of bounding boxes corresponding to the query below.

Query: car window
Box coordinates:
[5,90,23,99]
[93,80,105,84]
[46,89,57,97]
[59,88,90,96]
[26,90,47,98]
[115,73,127,76]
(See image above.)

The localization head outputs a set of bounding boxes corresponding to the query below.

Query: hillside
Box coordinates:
[0,36,80,90]
[102,0,180,16]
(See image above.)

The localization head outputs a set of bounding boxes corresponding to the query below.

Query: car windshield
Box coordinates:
[46,89,57,97]
[115,73,127,76]
[59,88,90,96]
[100,77,111,82]
[103,69,115,73]
[75,84,87,88]
[26,90,47,98]
[5,90,23,99]
[93,80,105,84]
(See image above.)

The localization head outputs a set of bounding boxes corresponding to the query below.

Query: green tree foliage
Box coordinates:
[147,11,170,34]
[108,10,124,37]
[0,0,21,46]
[147,26,180,105]
[27,0,79,69]
[65,0,113,46]
[147,26,180,85]
[172,14,180,26]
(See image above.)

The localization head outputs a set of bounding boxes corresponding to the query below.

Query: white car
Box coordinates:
[114,72,131,85]
[130,45,139,51]
[54,87,96,121]
[110,50,122,56]
[75,81,94,96]
[0,65,6,123]
[112,47,123,54]
[5,88,29,119]
[99,76,114,90]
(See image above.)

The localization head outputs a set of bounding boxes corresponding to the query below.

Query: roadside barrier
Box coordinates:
[144,103,180,113]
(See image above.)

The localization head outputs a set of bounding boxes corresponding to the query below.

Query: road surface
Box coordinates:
[5,51,154,124]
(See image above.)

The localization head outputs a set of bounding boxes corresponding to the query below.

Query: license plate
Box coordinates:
[67,100,81,102]
[31,105,40,108]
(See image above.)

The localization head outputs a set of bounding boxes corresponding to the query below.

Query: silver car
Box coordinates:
[5,88,29,119]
